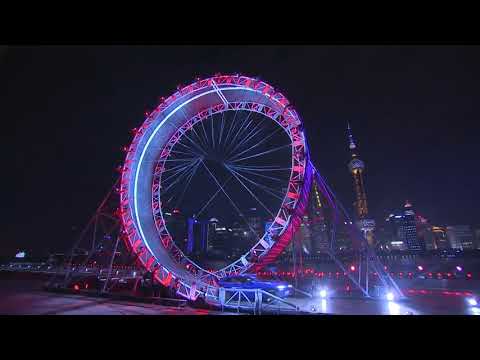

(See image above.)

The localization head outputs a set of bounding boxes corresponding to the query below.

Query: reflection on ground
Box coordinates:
[296,291,479,315]
[1,278,478,315]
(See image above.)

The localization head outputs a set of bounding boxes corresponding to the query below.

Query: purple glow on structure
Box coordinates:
[456,266,463,272]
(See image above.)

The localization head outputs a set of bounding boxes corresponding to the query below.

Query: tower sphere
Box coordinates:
[348,158,365,172]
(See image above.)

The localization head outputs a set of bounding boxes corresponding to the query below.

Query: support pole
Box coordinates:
[291,225,298,290]
[358,251,362,286]
[91,217,98,254]
[366,251,369,296]
[102,235,120,293]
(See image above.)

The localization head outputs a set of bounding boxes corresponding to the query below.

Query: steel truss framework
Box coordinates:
[48,178,141,292]
[119,74,309,301]
[67,74,402,304]
[151,101,306,285]
[218,288,300,314]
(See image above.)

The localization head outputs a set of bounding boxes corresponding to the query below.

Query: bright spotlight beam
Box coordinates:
[467,298,478,306]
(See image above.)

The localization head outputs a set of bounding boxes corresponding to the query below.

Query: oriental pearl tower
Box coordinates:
[347,122,375,246]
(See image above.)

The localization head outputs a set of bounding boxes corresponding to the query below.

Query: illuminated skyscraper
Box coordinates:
[186,217,209,255]
[385,213,408,251]
[384,201,425,251]
[401,200,423,251]
[308,181,331,253]
[347,123,375,245]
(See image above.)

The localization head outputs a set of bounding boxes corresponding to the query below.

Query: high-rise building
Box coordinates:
[347,122,375,245]
[206,218,231,255]
[429,226,450,250]
[422,226,437,251]
[385,213,407,251]
[401,201,423,251]
[446,225,475,250]
[474,227,480,250]
[164,209,188,252]
[414,214,451,251]
[308,181,330,253]
[415,214,429,246]
[384,201,424,251]
[230,221,254,257]
[186,218,209,255]
[298,216,312,254]
[335,225,353,252]
[375,222,397,251]
[206,217,219,253]
[187,217,195,254]
[245,207,263,241]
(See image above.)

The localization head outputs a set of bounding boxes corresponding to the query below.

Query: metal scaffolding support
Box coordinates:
[47,177,142,293]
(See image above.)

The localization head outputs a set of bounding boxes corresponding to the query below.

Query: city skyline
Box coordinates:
[1,45,479,256]
[151,119,479,257]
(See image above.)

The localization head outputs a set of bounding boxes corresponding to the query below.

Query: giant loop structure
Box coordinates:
[119,74,402,303]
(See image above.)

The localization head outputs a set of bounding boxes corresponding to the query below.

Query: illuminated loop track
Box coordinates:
[120,75,310,300]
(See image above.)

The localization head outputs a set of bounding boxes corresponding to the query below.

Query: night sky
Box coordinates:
[1,45,479,256]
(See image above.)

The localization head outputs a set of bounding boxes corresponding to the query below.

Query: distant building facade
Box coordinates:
[429,226,450,250]
[385,213,407,251]
[308,181,330,253]
[475,227,480,249]
[245,207,264,241]
[446,225,475,250]
[164,209,188,252]
[207,218,231,256]
[186,218,210,256]
[374,224,395,251]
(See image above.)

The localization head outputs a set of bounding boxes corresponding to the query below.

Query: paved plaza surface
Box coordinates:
[0,279,233,315]
[1,276,479,315]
